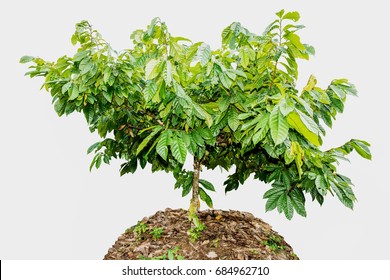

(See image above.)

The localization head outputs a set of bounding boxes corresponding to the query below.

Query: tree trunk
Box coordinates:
[188,157,201,224]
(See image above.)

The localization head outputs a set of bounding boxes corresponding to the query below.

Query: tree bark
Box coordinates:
[190,157,201,215]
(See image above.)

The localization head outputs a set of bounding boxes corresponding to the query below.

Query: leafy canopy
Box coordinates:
[21,10,371,220]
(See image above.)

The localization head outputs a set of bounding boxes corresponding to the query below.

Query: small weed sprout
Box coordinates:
[133,222,148,239]
[188,222,206,242]
[149,227,164,240]
[262,235,286,252]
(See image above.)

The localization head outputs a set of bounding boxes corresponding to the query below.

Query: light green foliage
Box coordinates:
[22,11,371,220]
[149,227,164,240]
[188,222,206,242]
[167,246,184,260]
[262,234,286,252]
[133,221,148,239]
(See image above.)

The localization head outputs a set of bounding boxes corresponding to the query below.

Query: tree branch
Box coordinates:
[86,22,100,51]
[145,110,164,126]
[269,18,284,89]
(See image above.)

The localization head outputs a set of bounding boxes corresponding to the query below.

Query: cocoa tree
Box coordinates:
[21,10,371,230]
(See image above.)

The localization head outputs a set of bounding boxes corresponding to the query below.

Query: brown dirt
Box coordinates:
[104,208,298,260]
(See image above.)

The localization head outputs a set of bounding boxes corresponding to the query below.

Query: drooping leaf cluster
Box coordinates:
[22,10,371,219]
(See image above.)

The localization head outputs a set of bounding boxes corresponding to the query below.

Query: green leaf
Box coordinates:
[330,181,354,209]
[299,110,319,134]
[73,50,90,62]
[79,58,93,75]
[120,159,138,176]
[279,98,294,116]
[95,155,102,169]
[292,142,304,179]
[198,128,213,140]
[103,67,112,83]
[87,142,100,154]
[264,186,285,199]
[145,59,160,80]
[103,154,110,165]
[197,43,211,66]
[143,80,158,103]
[218,97,230,112]
[173,81,189,100]
[136,126,162,155]
[19,56,35,63]
[168,250,174,260]
[69,85,79,100]
[193,103,211,123]
[269,106,289,145]
[241,114,263,131]
[253,124,269,145]
[227,107,239,131]
[315,175,328,196]
[199,187,213,208]
[239,48,249,67]
[284,146,295,165]
[153,82,162,103]
[286,33,305,50]
[171,132,187,164]
[219,73,233,89]
[284,195,294,220]
[265,191,283,212]
[283,11,300,22]
[305,44,315,55]
[351,139,372,160]
[330,85,346,100]
[311,89,330,105]
[225,180,239,193]
[62,82,72,94]
[71,34,78,45]
[276,193,287,213]
[54,99,66,116]
[89,153,102,171]
[199,179,215,192]
[282,172,291,189]
[204,111,213,128]
[165,60,173,86]
[287,111,321,146]
[303,75,317,92]
[173,81,212,126]
[237,112,253,120]
[276,9,285,18]
[320,108,332,128]
[191,130,204,147]
[342,82,358,96]
[156,130,169,160]
[138,157,148,169]
[182,176,193,197]
[290,189,307,217]
[103,90,113,103]
[128,158,137,173]
[225,69,237,80]
[330,96,344,113]
[146,17,158,36]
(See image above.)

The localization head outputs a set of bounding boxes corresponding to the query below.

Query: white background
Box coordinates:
[1,0,389,259]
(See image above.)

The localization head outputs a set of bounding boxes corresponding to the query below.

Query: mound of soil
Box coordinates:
[104,208,298,260]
